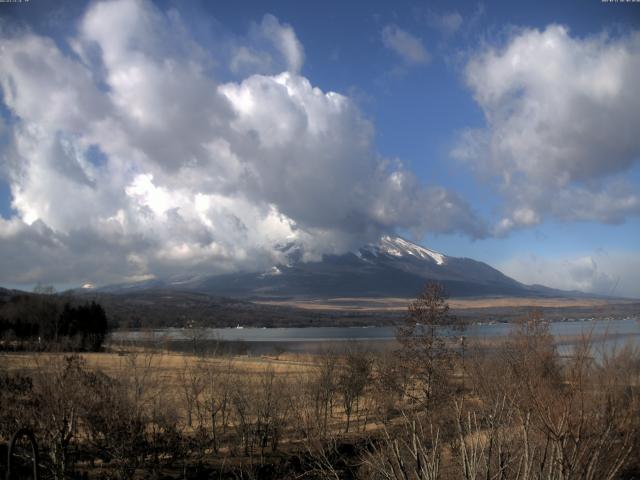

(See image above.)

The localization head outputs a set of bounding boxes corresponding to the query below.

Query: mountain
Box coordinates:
[99,236,573,299]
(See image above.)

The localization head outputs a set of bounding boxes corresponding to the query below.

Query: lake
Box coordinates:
[110,317,640,355]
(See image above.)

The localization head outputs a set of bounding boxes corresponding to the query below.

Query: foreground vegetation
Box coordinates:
[1,285,639,479]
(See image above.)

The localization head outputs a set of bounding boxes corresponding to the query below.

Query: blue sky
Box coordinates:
[0,0,639,296]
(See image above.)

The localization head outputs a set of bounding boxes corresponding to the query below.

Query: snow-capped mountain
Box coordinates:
[361,235,446,265]
[98,236,567,298]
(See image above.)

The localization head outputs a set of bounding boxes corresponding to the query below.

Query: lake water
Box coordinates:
[111,317,640,355]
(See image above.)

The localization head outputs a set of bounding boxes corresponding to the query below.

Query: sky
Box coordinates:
[0,0,639,297]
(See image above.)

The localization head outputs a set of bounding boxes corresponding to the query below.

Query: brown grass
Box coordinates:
[255,296,635,312]
[0,348,317,376]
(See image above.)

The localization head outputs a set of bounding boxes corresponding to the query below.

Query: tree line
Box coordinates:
[0,289,110,351]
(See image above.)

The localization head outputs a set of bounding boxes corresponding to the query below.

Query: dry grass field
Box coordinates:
[0,348,320,413]
[0,348,316,375]
[256,295,638,312]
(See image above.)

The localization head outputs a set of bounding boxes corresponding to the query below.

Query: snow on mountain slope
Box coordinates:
[375,236,446,265]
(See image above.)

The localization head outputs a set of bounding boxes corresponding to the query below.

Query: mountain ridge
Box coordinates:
[95,236,585,299]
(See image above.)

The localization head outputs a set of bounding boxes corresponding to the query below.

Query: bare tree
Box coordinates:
[338,346,372,433]
[312,350,339,437]
[362,414,441,480]
[254,365,291,454]
[396,282,457,406]
[201,357,234,453]
[230,372,253,455]
[179,359,205,429]
[463,311,640,480]
[33,355,83,480]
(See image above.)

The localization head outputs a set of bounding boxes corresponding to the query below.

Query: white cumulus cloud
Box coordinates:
[454,25,640,235]
[0,0,482,287]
